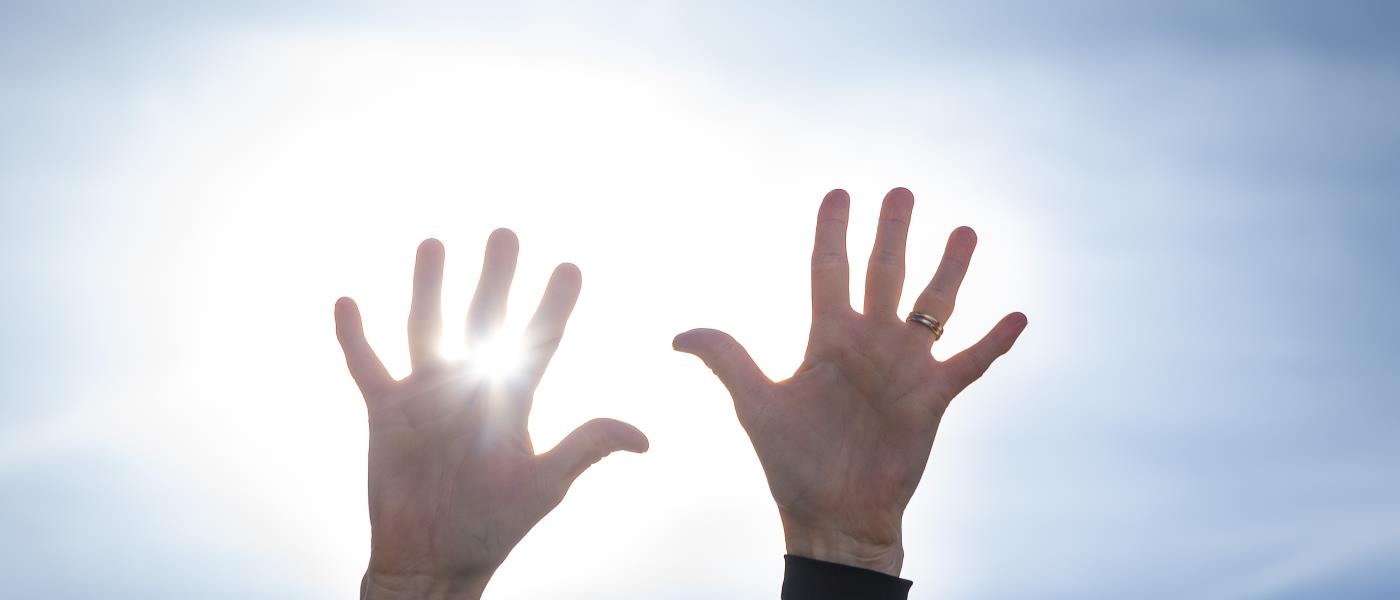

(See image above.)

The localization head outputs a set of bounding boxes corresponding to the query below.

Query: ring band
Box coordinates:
[907,312,945,341]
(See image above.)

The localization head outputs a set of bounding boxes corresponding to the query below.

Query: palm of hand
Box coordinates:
[676,188,1026,574]
[336,231,647,593]
[362,372,555,580]
[753,314,950,545]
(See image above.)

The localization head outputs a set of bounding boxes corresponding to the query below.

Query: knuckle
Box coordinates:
[711,337,742,364]
[938,256,968,276]
[930,278,959,295]
[918,297,954,318]
[869,250,904,268]
[811,251,849,267]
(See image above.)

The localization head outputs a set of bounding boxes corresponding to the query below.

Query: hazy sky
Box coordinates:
[2,2,1398,598]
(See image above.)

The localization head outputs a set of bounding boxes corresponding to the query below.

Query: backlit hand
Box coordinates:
[336,231,649,599]
[674,188,1026,576]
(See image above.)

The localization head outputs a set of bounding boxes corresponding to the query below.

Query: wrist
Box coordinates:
[780,512,905,577]
[361,570,491,600]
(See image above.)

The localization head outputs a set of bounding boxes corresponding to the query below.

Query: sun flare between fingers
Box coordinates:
[463,334,528,381]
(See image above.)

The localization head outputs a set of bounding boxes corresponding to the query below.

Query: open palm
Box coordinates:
[675,188,1027,576]
[336,231,648,599]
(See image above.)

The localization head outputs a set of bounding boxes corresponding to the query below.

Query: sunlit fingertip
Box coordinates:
[334,298,363,327]
[417,237,444,254]
[1000,312,1029,338]
[670,328,716,353]
[994,312,1030,353]
[952,225,978,246]
[823,188,850,203]
[553,262,583,285]
[488,227,520,249]
[613,422,651,454]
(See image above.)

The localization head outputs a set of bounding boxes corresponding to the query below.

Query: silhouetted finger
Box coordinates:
[538,418,649,494]
[811,189,852,317]
[408,239,445,370]
[863,187,914,319]
[910,227,976,347]
[466,228,519,347]
[943,312,1028,396]
[518,263,583,391]
[335,297,392,398]
[672,328,770,400]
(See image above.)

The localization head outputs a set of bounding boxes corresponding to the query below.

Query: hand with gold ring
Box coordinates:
[674,188,1027,578]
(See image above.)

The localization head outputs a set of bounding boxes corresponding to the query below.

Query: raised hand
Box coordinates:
[674,188,1026,576]
[336,231,649,600]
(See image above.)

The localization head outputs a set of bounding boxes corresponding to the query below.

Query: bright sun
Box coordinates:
[462,334,528,380]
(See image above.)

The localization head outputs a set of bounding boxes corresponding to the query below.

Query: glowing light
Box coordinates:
[465,334,528,380]
[107,31,1044,598]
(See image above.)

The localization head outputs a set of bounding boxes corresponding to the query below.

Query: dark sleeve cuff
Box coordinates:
[781,555,913,600]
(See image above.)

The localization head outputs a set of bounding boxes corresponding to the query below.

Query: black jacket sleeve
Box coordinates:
[781,555,913,599]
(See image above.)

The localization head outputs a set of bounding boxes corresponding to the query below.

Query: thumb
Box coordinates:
[539,418,649,489]
[672,328,770,397]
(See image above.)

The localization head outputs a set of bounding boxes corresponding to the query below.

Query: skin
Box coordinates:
[674,188,1027,577]
[335,230,649,600]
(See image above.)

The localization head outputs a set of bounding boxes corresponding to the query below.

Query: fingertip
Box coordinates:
[887,186,915,203]
[819,190,851,219]
[554,262,582,283]
[1008,311,1029,329]
[627,426,651,454]
[672,330,697,351]
[488,227,520,251]
[334,297,364,340]
[1000,312,1029,349]
[418,238,444,254]
[952,225,978,246]
[671,327,716,352]
[881,187,915,217]
[597,418,650,454]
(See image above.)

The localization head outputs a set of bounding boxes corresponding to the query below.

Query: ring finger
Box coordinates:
[910,226,977,346]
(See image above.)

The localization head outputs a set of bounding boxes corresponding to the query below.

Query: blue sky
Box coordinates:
[2,2,1398,598]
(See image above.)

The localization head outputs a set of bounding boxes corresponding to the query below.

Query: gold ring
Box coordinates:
[906,312,944,341]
